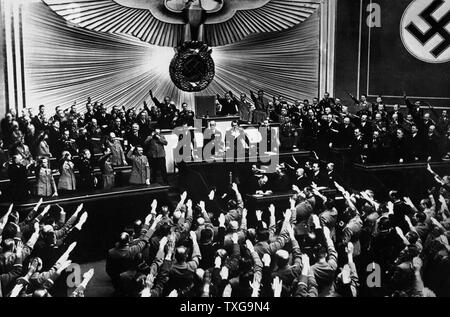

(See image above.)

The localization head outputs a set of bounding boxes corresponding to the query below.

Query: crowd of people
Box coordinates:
[104,160,450,297]
[1,90,449,202]
[0,199,93,297]
[1,89,450,297]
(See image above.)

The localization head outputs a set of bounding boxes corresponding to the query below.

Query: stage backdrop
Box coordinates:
[22,1,320,112]
[335,0,450,107]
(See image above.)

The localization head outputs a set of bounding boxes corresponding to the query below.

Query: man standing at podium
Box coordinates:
[217,92,238,116]
[145,129,168,185]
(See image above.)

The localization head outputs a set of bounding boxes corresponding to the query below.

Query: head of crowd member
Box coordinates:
[4,112,12,125]
[132,123,140,134]
[257,90,264,99]
[396,128,405,140]
[307,109,315,118]
[240,93,247,102]
[258,175,269,187]
[209,121,216,130]
[313,97,319,105]
[441,110,448,119]
[261,118,270,127]
[376,96,383,104]
[38,104,46,116]
[174,245,189,264]
[134,146,144,156]
[107,132,116,142]
[375,113,382,122]
[139,111,147,122]
[327,114,333,123]
[327,162,334,173]
[114,117,122,128]
[411,124,418,135]
[163,96,171,105]
[361,94,367,103]
[39,157,50,169]
[55,106,64,118]
[392,113,399,122]
[200,228,214,245]
[82,149,92,160]
[100,104,107,114]
[378,104,385,112]
[11,154,22,166]
[405,114,414,122]
[61,151,72,162]
[296,168,305,178]
[429,125,436,135]
[312,162,320,174]
[0,239,18,271]
[117,232,131,248]
[51,120,60,132]
[324,107,332,115]
[424,112,431,122]
[354,128,362,139]
[91,118,98,128]
[361,114,368,123]
[343,117,351,127]
[372,130,380,141]
[231,120,239,131]
[324,92,330,100]
[62,130,70,141]
[181,103,189,112]
[415,100,421,108]
[40,224,60,247]
[341,105,348,114]
[275,249,290,270]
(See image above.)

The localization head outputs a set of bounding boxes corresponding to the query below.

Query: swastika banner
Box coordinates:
[356,0,450,105]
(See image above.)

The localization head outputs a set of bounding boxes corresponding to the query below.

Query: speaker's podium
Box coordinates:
[195,95,240,138]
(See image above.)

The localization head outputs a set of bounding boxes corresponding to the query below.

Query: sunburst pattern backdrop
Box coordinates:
[23,1,319,112]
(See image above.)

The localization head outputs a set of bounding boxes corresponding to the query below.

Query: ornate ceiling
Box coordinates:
[42,0,320,47]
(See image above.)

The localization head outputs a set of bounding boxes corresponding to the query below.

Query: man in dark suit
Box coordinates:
[203,120,223,156]
[217,92,238,116]
[318,92,336,111]
[358,114,373,145]
[250,90,270,124]
[293,168,311,190]
[149,90,177,129]
[338,117,355,148]
[106,214,161,296]
[424,125,442,162]
[350,128,367,164]
[388,104,404,124]
[125,123,144,149]
[410,124,424,162]
[145,129,168,185]
[96,104,112,132]
[7,154,31,202]
[310,162,326,187]
[368,131,384,164]
[392,128,412,163]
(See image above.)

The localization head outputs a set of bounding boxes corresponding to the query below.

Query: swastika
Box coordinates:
[405,0,450,57]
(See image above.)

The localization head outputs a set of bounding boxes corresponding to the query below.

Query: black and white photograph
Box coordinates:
[0,0,450,305]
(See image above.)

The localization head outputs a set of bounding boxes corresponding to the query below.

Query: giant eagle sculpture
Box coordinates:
[43,0,320,91]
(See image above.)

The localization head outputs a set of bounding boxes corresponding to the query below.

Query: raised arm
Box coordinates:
[187,231,202,271]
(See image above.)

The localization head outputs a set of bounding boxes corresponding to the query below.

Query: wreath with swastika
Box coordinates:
[169,41,215,92]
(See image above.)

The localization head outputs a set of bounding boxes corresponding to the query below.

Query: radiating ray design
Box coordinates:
[42,0,320,47]
[23,2,319,112]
